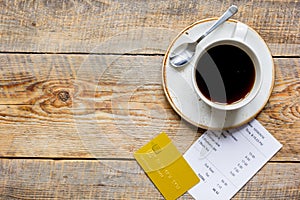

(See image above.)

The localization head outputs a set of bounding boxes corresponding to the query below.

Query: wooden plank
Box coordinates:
[258,58,300,161]
[0,0,299,56]
[0,54,299,160]
[0,159,298,199]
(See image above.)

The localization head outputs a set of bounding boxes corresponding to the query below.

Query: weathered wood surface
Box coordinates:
[0,159,299,199]
[0,54,299,161]
[0,0,299,56]
[0,0,299,199]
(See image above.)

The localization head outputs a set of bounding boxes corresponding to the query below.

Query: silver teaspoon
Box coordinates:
[169,5,238,68]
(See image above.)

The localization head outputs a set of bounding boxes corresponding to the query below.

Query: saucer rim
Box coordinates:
[162,18,275,130]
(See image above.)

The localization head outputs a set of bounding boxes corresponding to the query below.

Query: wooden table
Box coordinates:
[0,0,299,199]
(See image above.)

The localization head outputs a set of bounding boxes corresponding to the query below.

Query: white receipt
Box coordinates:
[184,119,282,200]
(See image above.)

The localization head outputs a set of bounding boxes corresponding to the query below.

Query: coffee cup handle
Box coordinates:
[233,22,249,41]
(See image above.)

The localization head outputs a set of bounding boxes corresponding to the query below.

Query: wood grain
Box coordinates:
[258,58,300,161]
[0,0,298,199]
[0,54,298,161]
[0,0,299,56]
[0,159,299,199]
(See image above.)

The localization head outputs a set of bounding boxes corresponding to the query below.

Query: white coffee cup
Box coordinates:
[192,22,262,110]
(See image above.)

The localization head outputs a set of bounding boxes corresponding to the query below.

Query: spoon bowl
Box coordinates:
[169,42,197,66]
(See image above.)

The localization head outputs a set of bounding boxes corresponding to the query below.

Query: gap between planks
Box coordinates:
[0,157,299,164]
[0,52,299,58]
[0,157,135,161]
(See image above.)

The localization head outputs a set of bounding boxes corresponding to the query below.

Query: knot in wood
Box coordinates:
[58,91,70,102]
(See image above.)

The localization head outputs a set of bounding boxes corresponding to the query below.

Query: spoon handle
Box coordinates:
[196,5,238,43]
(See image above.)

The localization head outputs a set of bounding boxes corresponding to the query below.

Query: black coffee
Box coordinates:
[195,44,255,104]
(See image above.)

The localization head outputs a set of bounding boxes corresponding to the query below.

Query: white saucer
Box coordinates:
[162,19,274,130]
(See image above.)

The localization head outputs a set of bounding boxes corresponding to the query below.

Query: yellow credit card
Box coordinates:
[134,132,200,200]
